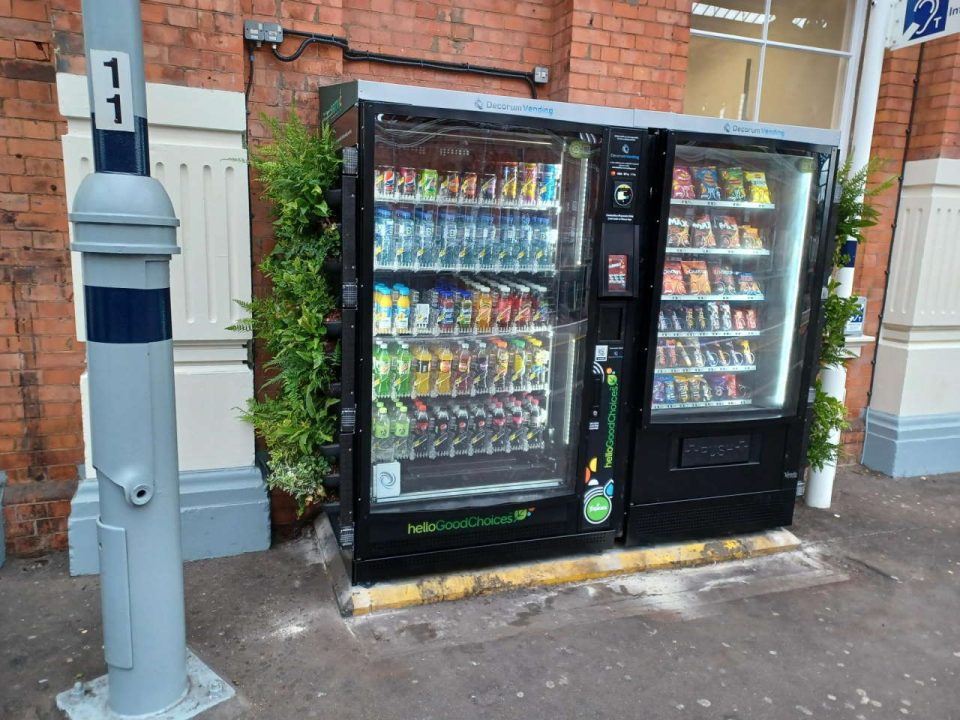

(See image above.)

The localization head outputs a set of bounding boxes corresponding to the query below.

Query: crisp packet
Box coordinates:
[739,225,763,249]
[691,213,717,248]
[744,170,772,203]
[715,215,740,248]
[667,213,690,247]
[720,167,747,201]
[692,166,722,201]
[737,272,762,295]
[662,262,686,294]
[681,260,712,295]
[672,166,696,200]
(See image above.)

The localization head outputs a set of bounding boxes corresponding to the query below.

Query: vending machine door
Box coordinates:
[353,105,610,574]
[626,131,836,542]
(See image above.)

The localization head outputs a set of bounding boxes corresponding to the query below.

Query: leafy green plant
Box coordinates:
[806,157,895,471]
[231,111,341,514]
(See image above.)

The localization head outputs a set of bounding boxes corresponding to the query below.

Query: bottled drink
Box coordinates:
[457,290,473,332]
[499,210,517,269]
[437,290,456,334]
[454,342,473,396]
[393,342,413,397]
[459,207,476,267]
[415,206,435,268]
[470,404,489,455]
[510,339,527,387]
[508,397,526,451]
[517,212,534,269]
[436,345,454,395]
[492,340,510,390]
[374,206,394,266]
[374,284,393,335]
[392,403,410,460]
[477,211,497,268]
[373,403,392,461]
[452,406,470,456]
[490,400,508,451]
[527,336,549,386]
[394,208,414,268]
[438,207,459,268]
[411,401,431,459]
[494,284,513,329]
[527,395,545,449]
[394,284,411,334]
[413,345,432,397]
[536,214,555,268]
[514,286,532,326]
[373,342,393,397]
[475,285,493,333]
[433,406,452,458]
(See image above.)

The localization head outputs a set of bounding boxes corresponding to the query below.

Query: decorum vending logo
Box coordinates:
[723,121,786,139]
[474,96,555,117]
[407,508,535,535]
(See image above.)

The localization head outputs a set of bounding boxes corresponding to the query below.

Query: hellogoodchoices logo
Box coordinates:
[407,508,535,535]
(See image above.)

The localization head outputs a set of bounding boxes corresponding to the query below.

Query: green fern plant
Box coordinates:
[230,111,342,514]
[806,157,895,471]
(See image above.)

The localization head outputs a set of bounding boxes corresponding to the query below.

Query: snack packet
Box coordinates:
[745,308,758,330]
[715,215,740,248]
[739,225,763,249]
[667,213,690,247]
[681,260,712,295]
[692,166,722,201]
[744,170,772,203]
[672,166,696,200]
[691,213,717,248]
[720,167,747,201]
[662,262,686,294]
[737,272,762,295]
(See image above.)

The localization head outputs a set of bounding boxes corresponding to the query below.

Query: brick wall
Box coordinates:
[1,4,82,556]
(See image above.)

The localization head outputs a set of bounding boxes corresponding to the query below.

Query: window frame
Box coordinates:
[689,0,868,149]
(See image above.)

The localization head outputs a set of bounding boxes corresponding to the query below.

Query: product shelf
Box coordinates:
[375,261,557,275]
[658,329,761,338]
[652,398,752,410]
[375,324,554,340]
[375,381,551,402]
[375,194,562,212]
[655,365,756,375]
[661,293,764,302]
[665,247,770,257]
[671,199,775,210]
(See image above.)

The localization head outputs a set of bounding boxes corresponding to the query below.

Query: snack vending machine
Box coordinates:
[623,127,839,545]
[320,82,645,583]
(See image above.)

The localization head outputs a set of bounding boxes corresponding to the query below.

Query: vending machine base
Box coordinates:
[623,489,795,546]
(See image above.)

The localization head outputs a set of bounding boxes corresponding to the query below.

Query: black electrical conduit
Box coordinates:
[270,27,539,98]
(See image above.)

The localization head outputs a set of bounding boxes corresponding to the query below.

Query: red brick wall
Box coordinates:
[1,4,82,556]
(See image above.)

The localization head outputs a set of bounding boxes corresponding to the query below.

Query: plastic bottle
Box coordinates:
[514,286,532,326]
[392,402,410,460]
[374,284,394,335]
[490,400,508,451]
[470,403,489,455]
[433,406,452,458]
[475,285,493,333]
[373,403,392,461]
[414,206,435,269]
[393,342,413,398]
[374,205,394,267]
[457,290,473,332]
[527,396,545,449]
[477,211,496,269]
[518,212,534,269]
[413,345,432,397]
[493,339,510,390]
[509,396,526,451]
[394,208,414,268]
[454,342,472,396]
[438,207,459,268]
[452,406,470,456]
[412,401,431,459]
[436,345,454,395]
[495,284,513,329]
[510,339,527,387]
[498,210,516,269]
[394,284,411,335]
[373,342,393,397]
[473,341,490,394]
[459,207,476,268]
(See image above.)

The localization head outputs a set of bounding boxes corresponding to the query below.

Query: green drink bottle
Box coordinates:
[393,342,413,398]
[373,342,393,397]
[393,402,411,460]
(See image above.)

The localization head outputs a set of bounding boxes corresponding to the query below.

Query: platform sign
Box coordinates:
[888,0,960,50]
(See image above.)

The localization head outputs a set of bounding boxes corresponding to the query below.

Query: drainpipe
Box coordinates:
[806,0,891,508]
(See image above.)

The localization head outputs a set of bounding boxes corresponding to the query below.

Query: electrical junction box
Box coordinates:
[244,20,283,44]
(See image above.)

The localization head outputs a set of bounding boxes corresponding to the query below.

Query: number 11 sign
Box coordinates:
[89,49,134,132]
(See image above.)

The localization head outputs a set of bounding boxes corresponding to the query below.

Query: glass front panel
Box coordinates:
[767,0,856,51]
[368,114,600,507]
[690,1,770,38]
[652,141,824,422]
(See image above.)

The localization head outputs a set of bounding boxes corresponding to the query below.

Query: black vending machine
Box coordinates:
[623,125,839,545]
[320,81,649,583]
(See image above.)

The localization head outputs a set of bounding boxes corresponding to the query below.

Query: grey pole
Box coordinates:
[70,0,187,715]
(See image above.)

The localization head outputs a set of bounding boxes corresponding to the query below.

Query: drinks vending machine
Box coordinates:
[319,81,840,584]
[321,81,646,583]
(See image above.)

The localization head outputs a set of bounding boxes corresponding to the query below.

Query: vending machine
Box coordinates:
[320,81,647,583]
[623,124,840,545]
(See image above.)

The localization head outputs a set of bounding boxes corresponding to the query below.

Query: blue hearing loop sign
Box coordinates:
[890,0,960,49]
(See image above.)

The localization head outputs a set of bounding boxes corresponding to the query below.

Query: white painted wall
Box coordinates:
[57,73,254,476]
[870,158,960,418]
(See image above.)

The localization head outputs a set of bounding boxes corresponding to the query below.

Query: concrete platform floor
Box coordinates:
[1,464,958,720]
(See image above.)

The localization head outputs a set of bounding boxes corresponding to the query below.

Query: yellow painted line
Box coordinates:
[344,529,801,617]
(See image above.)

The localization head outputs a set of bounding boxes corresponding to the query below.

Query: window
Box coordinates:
[685,1,865,131]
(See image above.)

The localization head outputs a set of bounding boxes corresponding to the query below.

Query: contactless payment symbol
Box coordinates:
[904,0,948,41]
[614,183,633,207]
